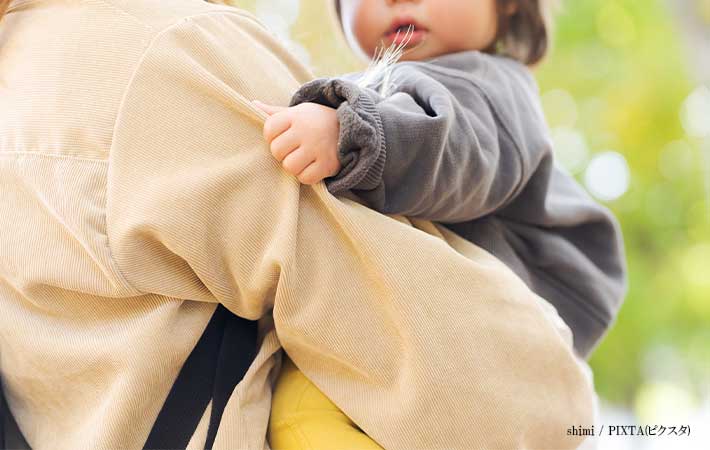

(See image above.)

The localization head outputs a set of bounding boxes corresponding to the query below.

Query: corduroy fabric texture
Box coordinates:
[1,0,593,449]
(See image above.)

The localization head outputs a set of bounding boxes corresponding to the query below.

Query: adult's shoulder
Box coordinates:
[0,0,255,162]
[100,0,243,35]
[104,0,313,93]
[2,0,312,161]
[90,0,284,65]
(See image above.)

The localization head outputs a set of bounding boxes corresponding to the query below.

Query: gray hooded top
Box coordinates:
[290,50,628,358]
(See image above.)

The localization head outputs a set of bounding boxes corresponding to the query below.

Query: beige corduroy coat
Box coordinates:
[0,0,593,449]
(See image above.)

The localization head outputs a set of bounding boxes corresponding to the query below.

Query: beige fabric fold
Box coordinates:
[0,0,593,449]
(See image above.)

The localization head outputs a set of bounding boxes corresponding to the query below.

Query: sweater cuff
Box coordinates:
[290,78,386,195]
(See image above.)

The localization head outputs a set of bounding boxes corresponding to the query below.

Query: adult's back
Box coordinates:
[0,1,301,448]
[0,0,594,449]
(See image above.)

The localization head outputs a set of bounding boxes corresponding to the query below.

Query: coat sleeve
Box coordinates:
[106,13,595,449]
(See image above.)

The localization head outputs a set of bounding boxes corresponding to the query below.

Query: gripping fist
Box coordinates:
[253,100,341,185]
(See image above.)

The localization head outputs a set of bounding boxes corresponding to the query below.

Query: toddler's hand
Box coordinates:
[253,100,341,185]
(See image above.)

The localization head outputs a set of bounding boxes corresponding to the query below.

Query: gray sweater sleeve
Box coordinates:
[291,58,529,221]
[290,51,627,357]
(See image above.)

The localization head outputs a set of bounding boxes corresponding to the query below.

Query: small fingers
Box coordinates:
[297,161,327,185]
[281,148,316,177]
[263,111,292,143]
[270,129,300,162]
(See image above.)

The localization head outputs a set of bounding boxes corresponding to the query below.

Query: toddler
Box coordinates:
[255,0,626,448]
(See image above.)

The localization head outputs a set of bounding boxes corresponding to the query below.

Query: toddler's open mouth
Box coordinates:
[384,18,428,47]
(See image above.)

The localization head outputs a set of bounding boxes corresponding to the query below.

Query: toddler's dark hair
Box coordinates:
[492,0,557,65]
[334,0,558,66]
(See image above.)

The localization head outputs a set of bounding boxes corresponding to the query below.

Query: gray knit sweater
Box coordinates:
[290,50,628,358]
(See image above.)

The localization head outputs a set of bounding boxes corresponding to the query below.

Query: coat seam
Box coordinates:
[102,9,272,296]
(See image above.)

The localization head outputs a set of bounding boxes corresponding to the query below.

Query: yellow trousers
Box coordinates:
[268,355,384,450]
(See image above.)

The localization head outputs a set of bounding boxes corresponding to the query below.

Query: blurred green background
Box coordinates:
[233,0,710,446]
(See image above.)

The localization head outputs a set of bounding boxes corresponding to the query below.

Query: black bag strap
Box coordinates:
[1,376,6,449]
[143,304,258,450]
[0,304,257,450]
[0,374,30,450]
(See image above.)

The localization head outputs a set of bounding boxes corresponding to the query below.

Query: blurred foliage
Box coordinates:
[233,0,710,410]
[541,0,710,412]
